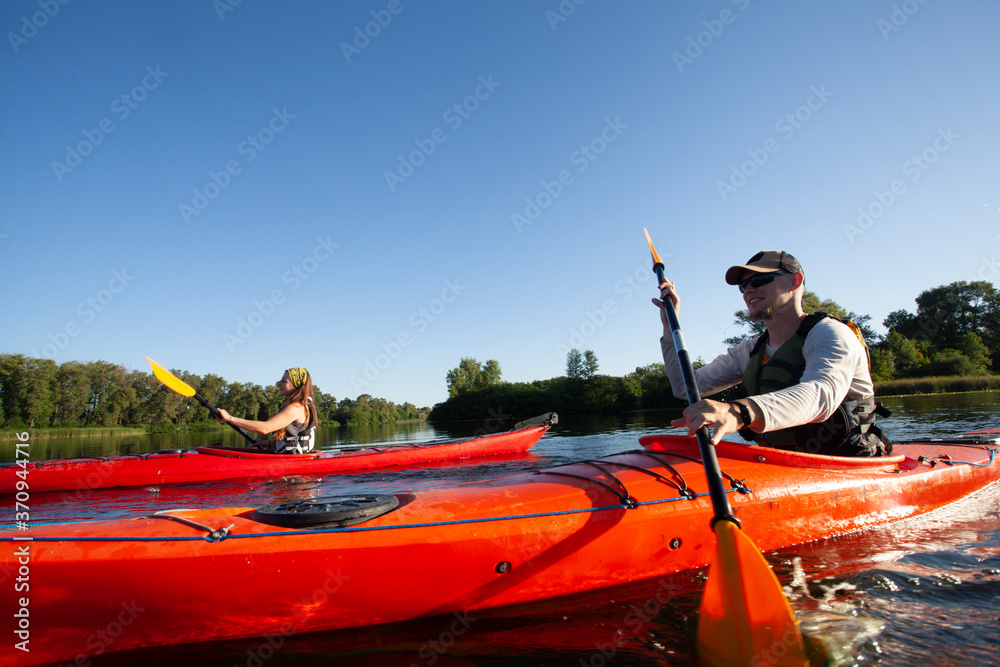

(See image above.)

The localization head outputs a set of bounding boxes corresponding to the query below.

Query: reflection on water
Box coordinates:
[5,393,1000,666]
[878,391,1000,439]
[0,420,452,462]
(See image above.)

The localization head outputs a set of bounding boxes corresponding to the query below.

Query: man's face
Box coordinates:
[741,271,797,321]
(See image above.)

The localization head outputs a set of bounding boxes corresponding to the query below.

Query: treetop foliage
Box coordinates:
[445,357,502,398]
[0,355,428,430]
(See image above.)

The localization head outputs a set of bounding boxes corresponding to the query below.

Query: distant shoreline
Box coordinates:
[873,376,1000,397]
[3,380,997,440]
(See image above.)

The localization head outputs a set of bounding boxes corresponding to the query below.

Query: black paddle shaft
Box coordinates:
[193,393,256,444]
[655,263,739,529]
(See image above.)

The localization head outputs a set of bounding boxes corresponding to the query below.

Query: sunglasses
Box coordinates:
[738,271,789,293]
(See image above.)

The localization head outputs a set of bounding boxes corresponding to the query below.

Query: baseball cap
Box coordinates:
[725,250,803,285]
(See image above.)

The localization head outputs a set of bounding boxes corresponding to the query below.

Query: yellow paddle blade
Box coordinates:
[145,356,195,397]
[697,520,808,667]
[643,227,663,265]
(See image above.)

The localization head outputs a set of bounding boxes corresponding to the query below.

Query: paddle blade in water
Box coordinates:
[643,227,664,265]
[696,520,808,667]
[145,357,196,397]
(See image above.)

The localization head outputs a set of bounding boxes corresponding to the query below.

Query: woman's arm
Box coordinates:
[215,402,306,436]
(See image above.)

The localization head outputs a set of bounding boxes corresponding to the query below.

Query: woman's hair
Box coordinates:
[274,370,317,441]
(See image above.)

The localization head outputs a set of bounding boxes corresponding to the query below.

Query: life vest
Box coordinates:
[739,312,892,457]
[273,398,317,454]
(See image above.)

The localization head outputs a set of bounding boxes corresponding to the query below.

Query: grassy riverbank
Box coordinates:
[874,375,1000,397]
[0,422,231,441]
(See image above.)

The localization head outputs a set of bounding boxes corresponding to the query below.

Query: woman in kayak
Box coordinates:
[214,367,318,453]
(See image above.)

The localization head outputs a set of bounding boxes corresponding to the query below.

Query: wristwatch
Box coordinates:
[730,401,752,428]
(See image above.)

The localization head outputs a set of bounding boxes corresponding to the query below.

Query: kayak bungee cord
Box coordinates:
[1,448,761,542]
[532,451,751,505]
[20,451,190,468]
[0,492,721,543]
[629,449,752,494]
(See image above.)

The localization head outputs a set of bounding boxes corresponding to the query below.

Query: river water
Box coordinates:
[4,393,1000,666]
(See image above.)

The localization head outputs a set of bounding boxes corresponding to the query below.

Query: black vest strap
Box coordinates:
[740,312,892,457]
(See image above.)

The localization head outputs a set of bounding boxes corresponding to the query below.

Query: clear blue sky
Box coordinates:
[2,1,998,408]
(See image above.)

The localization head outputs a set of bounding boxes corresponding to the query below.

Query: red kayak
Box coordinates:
[3,430,998,666]
[0,414,555,494]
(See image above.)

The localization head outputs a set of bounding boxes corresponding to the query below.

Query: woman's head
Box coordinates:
[277,367,314,406]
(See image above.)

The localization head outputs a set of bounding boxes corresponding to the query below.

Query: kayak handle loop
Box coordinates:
[149,511,235,542]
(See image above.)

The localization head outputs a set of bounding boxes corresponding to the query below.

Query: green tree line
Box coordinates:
[0,355,428,430]
[428,355,686,422]
[430,280,1000,421]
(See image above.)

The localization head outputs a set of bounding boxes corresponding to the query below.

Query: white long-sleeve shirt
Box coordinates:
[660,317,873,434]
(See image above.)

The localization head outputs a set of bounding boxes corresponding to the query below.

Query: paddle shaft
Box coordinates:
[655,262,738,527]
[193,393,256,444]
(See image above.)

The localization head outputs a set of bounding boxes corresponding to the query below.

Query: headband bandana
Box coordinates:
[286,367,308,388]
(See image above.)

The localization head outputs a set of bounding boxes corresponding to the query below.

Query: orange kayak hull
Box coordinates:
[3,434,998,665]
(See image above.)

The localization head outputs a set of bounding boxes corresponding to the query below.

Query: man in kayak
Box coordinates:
[653,250,891,456]
[214,367,318,453]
